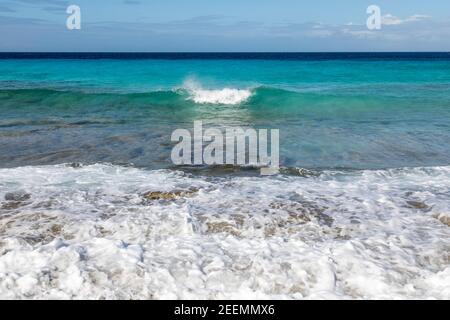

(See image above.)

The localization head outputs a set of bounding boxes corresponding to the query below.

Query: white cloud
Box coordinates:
[382,14,431,26]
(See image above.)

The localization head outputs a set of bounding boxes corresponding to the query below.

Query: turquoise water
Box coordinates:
[1,56,450,170]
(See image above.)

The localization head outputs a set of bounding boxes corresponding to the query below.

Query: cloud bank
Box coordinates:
[0,9,448,51]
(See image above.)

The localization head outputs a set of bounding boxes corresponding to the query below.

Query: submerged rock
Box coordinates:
[206,221,241,237]
[68,162,82,168]
[279,167,319,177]
[406,200,429,210]
[4,191,31,202]
[142,188,199,201]
[269,199,332,227]
[50,224,63,236]
[2,191,32,211]
[433,213,450,227]
[1,201,27,210]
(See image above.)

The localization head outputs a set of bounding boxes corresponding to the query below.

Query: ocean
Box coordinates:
[0,53,449,299]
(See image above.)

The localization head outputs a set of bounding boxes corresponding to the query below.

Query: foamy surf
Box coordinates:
[190,88,252,105]
[182,79,252,105]
[0,164,449,299]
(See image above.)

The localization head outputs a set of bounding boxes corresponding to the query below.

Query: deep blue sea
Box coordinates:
[1,53,450,299]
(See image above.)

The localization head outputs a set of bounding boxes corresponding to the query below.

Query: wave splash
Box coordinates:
[182,79,252,105]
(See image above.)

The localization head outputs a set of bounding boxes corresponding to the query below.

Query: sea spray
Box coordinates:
[183,78,252,105]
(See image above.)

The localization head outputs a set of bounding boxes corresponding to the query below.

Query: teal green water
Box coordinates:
[1,58,450,170]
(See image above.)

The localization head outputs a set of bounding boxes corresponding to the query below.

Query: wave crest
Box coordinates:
[183,79,252,105]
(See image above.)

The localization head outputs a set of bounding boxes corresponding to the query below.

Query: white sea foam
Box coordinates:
[0,164,449,299]
[183,79,252,105]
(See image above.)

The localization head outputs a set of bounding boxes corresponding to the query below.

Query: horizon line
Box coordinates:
[1,51,450,54]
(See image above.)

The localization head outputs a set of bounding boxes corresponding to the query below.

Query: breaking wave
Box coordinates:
[182,79,253,105]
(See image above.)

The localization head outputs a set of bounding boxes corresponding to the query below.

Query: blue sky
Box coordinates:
[1,0,450,51]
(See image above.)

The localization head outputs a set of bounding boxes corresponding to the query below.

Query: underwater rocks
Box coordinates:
[4,191,31,202]
[205,221,241,237]
[269,200,333,227]
[142,188,199,201]
[1,191,31,211]
[433,213,450,227]
[198,199,333,238]
[406,200,430,211]
[1,202,26,210]
[279,167,319,177]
